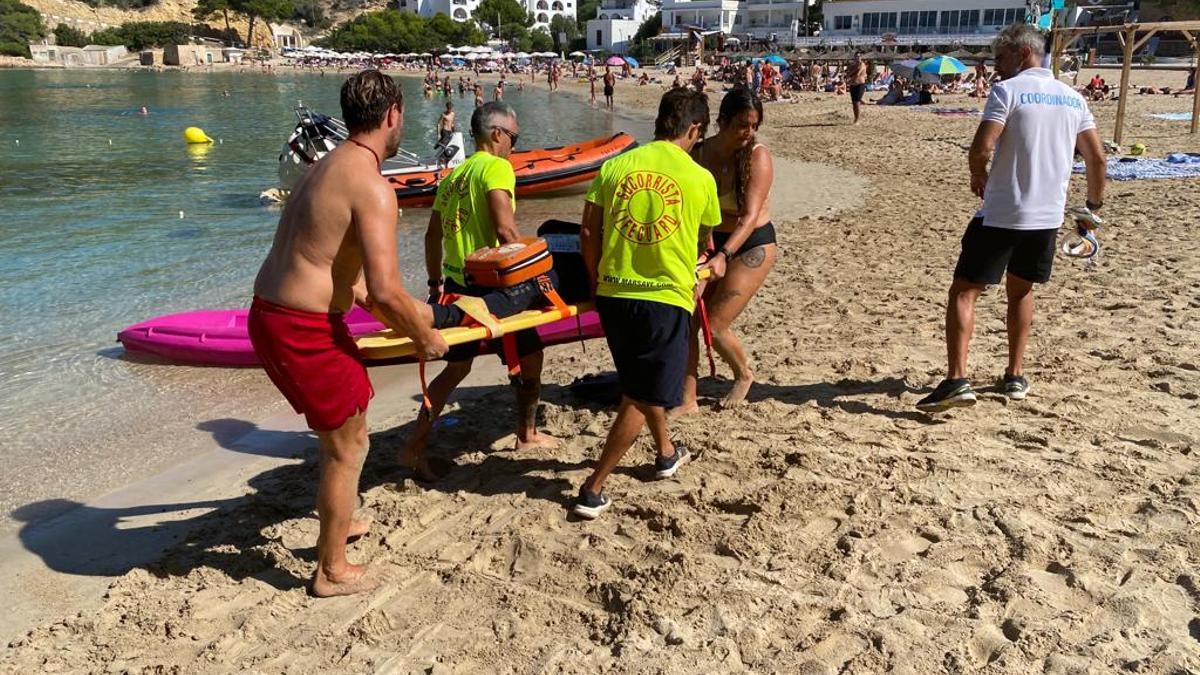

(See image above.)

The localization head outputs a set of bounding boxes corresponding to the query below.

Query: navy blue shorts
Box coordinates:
[438,275,551,364]
[596,296,690,408]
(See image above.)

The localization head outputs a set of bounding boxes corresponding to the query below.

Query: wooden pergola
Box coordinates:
[1051,20,1200,143]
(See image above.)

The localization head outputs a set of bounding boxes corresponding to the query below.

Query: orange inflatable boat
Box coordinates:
[387,132,637,207]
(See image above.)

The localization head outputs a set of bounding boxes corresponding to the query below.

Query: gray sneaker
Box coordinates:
[916,378,977,412]
[654,445,691,479]
[571,486,612,520]
[1003,374,1030,401]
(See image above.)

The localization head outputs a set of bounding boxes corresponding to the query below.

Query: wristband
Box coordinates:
[718,247,733,260]
[1085,199,1103,211]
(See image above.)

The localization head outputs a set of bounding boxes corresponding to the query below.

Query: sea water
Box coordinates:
[0,68,643,530]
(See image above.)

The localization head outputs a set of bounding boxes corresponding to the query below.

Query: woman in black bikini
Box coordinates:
[678,87,777,413]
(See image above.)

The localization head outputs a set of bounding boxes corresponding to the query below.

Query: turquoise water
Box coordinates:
[0,69,637,527]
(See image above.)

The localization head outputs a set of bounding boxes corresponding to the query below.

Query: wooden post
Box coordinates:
[1114,26,1136,145]
[1192,61,1199,135]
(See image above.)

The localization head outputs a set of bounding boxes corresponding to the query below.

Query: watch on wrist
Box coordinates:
[718,247,733,260]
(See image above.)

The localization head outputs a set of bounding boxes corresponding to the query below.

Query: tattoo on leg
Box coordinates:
[741,246,767,268]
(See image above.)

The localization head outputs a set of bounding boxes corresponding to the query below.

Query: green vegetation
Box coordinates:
[53,23,90,47]
[548,14,577,50]
[80,0,157,10]
[191,0,294,47]
[0,0,45,58]
[626,11,660,62]
[575,0,598,28]
[319,10,485,53]
[89,21,235,50]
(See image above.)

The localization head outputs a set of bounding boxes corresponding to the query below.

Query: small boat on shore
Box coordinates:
[279,105,636,207]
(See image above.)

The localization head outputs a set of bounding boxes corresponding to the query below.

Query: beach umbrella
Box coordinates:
[623,56,640,68]
[419,52,433,58]
[569,50,586,57]
[516,51,531,58]
[725,36,740,45]
[438,53,453,60]
[763,54,787,66]
[916,55,967,76]
[605,55,625,66]
[485,60,499,68]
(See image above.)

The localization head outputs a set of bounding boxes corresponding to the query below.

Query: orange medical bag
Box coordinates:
[463,237,553,288]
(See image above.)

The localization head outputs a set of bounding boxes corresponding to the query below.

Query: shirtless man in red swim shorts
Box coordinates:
[250,70,448,597]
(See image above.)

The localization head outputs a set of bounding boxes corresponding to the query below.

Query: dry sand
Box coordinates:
[4,67,1200,673]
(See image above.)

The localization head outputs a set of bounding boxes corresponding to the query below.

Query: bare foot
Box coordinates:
[398,452,444,483]
[719,374,754,408]
[667,401,701,420]
[311,562,382,598]
[516,432,560,450]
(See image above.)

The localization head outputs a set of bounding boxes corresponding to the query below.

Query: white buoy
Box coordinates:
[219,138,223,144]
[14,140,18,145]
[108,139,113,145]
[179,210,185,219]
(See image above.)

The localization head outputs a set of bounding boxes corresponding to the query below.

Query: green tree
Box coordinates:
[529,26,553,52]
[192,0,233,33]
[291,0,329,30]
[627,11,660,63]
[575,0,598,29]
[231,0,294,49]
[53,23,89,47]
[475,0,532,40]
[0,0,45,57]
[318,10,484,53]
[548,13,577,50]
[88,21,226,50]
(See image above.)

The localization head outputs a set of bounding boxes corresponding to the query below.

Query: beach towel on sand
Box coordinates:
[1148,112,1194,121]
[1073,156,1200,181]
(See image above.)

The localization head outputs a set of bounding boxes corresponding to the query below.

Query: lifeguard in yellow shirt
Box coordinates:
[573,88,724,519]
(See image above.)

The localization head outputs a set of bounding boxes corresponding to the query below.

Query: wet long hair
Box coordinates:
[717,87,764,212]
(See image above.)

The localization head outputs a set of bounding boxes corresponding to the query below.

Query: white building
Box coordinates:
[817,0,1031,46]
[398,0,576,31]
[660,0,809,44]
[587,0,658,53]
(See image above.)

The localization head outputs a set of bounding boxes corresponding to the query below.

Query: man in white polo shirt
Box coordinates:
[918,23,1107,412]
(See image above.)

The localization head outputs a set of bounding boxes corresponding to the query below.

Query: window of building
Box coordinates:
[861,12,896,35]
[984,8,1023,25]
[834,15,851,30]
[899,10,935,33]
[596,29,602,44]
[674,13,682,24]
[734,14,742,24]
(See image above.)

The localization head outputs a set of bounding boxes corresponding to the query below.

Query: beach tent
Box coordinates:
[623,56,640,68]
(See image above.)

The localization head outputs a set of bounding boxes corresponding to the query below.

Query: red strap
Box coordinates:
[698,298,716,378]
[418,359,435,421]
[501,334,521,378]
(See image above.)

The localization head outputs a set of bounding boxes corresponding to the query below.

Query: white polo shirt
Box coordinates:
[980,67,1095,231]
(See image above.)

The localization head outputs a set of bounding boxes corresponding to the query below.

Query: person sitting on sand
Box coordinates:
[917,24,1107,413]
[404,102,559,481]
[250,70,448,597]
[677,87,776,415]
[1175,67,1197,97]
[572,88,724,519]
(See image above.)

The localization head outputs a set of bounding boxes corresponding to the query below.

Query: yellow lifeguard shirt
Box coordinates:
[432,151,516,285]
[585,140,721,312]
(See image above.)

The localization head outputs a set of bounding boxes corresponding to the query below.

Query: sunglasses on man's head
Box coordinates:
[492,126,519,147]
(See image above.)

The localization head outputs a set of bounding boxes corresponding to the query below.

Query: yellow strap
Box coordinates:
[453,296,504,337]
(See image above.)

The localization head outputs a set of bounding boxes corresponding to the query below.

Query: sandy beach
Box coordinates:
[3,65,1200,672]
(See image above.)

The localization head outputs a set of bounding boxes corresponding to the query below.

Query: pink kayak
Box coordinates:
[118,307,603,367]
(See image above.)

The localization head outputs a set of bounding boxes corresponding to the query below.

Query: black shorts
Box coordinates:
[953,216,1057,285]
[438,275,552,364]
[849,84,866,103]
[596,296,690,408]
[603,85,614,97]
[710,222,777,259]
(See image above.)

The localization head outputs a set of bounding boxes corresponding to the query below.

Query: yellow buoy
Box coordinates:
[183,127,214,144]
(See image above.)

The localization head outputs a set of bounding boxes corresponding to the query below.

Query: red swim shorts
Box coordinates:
[248,296,373,432]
